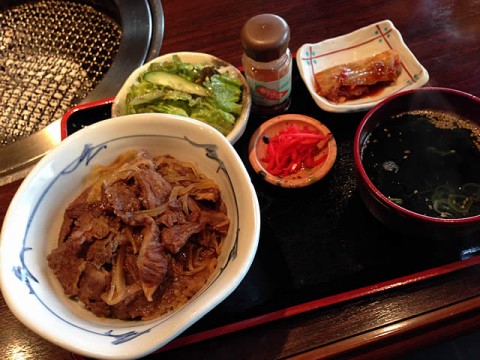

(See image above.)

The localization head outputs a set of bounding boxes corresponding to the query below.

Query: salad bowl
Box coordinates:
[112,52,251,144]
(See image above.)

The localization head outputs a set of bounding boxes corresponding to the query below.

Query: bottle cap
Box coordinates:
[241,14,290,62]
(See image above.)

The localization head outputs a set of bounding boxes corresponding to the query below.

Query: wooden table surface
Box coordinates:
[2,0,480,359]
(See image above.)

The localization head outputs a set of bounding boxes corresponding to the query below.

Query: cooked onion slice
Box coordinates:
[101,246,127,305]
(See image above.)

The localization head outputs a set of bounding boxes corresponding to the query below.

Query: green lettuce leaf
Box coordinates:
[124,55,244,135]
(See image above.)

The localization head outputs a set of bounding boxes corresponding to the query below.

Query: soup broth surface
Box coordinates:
[361,110,480,218]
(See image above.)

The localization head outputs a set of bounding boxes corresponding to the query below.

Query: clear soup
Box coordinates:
[361,110,480,219]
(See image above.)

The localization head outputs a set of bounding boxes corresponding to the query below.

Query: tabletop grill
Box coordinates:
[0,0,164,147]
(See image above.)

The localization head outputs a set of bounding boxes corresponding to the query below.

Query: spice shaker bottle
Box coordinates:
[241,14,292,116]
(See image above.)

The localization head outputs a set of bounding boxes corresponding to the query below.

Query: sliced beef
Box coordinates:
[124,251,140,283]
[136,216,169,301]
[155,154,195,178]
[186,196,202,223]
[162,223,202,254]
[134,167,172,209]
[110,271,173,320]
[105,180,142,215]
[47,241,86,297]
[48,150,228,320]
[199,210,229,234]
[157,209,186,227]
[65,187,111,219]
[58,215,74,244]
[77,263,111,317]
[86,236,116,269]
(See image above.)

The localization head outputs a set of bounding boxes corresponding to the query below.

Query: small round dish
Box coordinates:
[248,114,337,188]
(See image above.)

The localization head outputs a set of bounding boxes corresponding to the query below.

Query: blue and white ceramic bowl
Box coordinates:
[0,113,260,359]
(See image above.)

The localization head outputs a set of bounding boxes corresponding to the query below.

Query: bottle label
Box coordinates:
[247,72,292,107]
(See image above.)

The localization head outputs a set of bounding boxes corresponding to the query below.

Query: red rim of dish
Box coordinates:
[60,97,115,140]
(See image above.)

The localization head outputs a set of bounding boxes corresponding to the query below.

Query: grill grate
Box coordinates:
[0,0,122,146]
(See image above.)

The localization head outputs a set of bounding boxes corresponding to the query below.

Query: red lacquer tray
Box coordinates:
[65,65,480,357]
